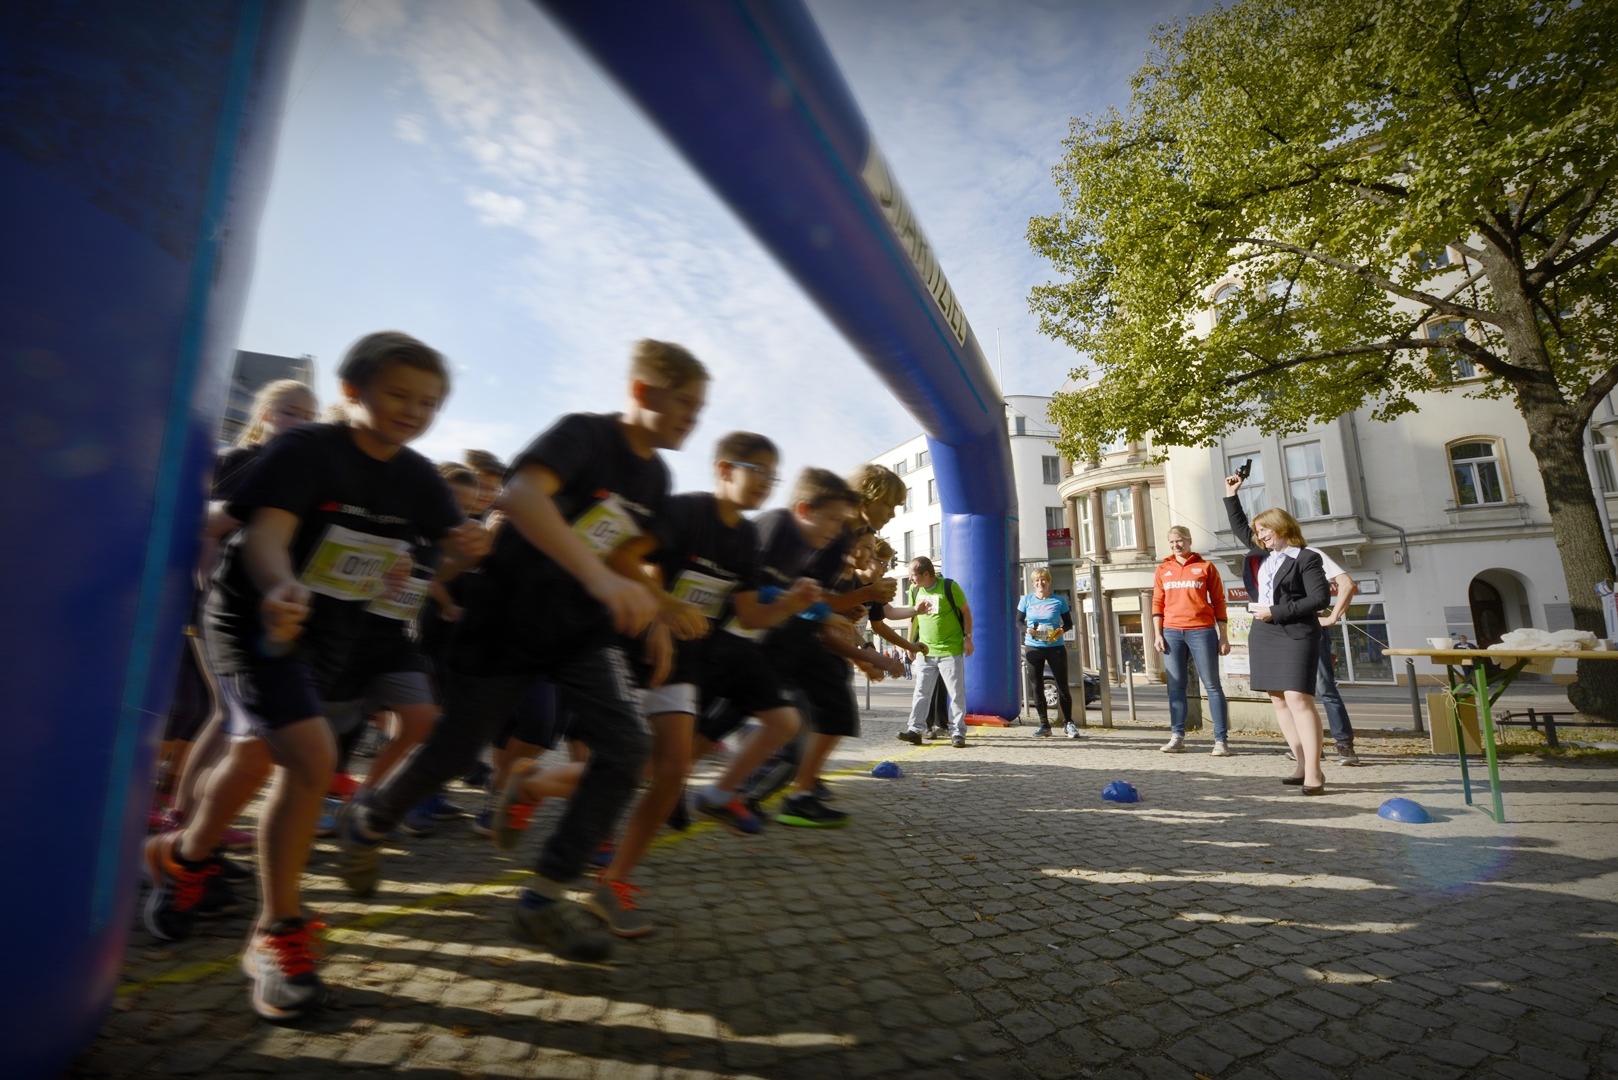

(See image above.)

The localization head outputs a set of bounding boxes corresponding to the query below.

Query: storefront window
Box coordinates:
[1337,602,1392,682]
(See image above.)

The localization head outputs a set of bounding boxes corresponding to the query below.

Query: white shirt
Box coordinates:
[1256,546,1302,607]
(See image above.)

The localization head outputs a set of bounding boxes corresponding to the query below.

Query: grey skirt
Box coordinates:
[1248,619,1320,694]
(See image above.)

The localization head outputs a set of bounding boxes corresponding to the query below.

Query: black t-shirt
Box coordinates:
[654,493,761,631]
[751,508,815,593]
[452,412,669,673]
[212,444,265,502]
[203,423,462,697]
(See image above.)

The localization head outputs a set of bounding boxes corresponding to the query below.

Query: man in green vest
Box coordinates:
[897,556,973,748]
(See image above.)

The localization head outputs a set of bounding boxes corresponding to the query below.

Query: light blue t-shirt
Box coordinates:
[1018,592,1069,648]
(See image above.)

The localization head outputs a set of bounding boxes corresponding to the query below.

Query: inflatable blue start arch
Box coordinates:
[0,2,1018,1072]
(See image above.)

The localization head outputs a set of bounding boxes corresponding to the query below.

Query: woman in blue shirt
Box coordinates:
[1017,567,1077,738]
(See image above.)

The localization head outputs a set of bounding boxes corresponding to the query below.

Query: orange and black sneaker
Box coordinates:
[585,879,654,938]
[242,917,328,1021]
[491,760,545,851]
[142,832,218,942]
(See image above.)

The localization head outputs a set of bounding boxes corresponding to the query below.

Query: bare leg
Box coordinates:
[1270,692,1304,780]
[492,738,543,799]
[176,737,275,863]
[365,703,437,791]
[600,712,692,884]
[792,732,841,795]
[1286,690,1326,787]
[257,717,337,927]
[714,707,800,792]
[173,713,230,820]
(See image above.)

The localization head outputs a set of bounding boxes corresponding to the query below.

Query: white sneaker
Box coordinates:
[1064,722,1082,740]
[1211,740,1233,757]
[1160,734,1185,753]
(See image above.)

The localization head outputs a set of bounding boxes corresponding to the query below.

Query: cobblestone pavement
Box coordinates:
[73,699,1618,1078]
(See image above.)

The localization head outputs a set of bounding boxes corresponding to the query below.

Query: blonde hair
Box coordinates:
[630,339,708,389]
[846,463,906,509]
[238,379,316,447]
[1030,566,1052,583]
[1167,525,1192,541]
[1250,507,1307,547]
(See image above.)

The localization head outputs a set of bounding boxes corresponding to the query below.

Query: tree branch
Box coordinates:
[1576,363,1618,426]
[1532,187,1611,283]
[1230,236,1500,324]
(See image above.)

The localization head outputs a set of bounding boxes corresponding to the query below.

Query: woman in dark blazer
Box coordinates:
[1224,475,1333,793]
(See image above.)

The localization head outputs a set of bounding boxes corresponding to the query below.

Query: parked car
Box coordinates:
[1039,671,1101,710]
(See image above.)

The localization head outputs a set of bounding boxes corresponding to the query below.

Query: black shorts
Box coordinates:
[494,678,570,751]
[764,622,857,738]
[217,655,325,736]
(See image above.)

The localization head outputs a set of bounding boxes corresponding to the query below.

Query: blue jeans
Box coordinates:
[1162,627,1229,741]
[1315,625,1355,745]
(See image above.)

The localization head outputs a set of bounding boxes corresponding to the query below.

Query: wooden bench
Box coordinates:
[1494,708,1618,749]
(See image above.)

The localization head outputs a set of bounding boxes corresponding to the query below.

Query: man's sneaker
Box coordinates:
[218,826,256,852]
[491,760,545,851]
[512,891,614,961]
[143,833,216,942]
[951,734,967,748]
[315,797,343,838]
[328,772,360,800]
[421,793,465,820]
[1211,740,1233,757]
[667,794,691,832]
[400,802,438,838]
[470,808,494,837]
[211,850,254,885]
[589,841,616,871]
[463,761,493,790]
[1064,722,1082,740]
[242,918,327,1021]
[896,729,923,746]
[586,880,656,938]
[926,725,943,741]
[196,866,240,918]
[778,793,850,829]
[331,800,384,898]
[1033,724,1053,737]
[743,798,769,827]
[1160,734,1185,753]
[812,779,834,801]
[1336,743,1363,766]
[695,795,764,836]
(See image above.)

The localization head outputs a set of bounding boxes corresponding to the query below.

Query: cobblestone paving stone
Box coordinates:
[69,701,1618,1078]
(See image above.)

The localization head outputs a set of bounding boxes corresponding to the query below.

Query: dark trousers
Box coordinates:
[1023,645,1072,724]
[1316,626,1355,745]
[365,646,648,883]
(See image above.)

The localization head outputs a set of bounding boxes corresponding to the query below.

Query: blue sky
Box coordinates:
[238,0,1209,493]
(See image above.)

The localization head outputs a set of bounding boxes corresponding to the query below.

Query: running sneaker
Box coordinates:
[1160,734,1185,753]
[951,734,967,748]
[895,730,922,746]
[211,850,254,885]
[744,798,769,828]
[812,779,834,801]
[586,879,655,938]
[196,863,240,918]
[331,801,384,898]
[1064,722,1082,739]
[491,760,545,851]
[463,761,493,790]
[1336,743,1363,766]
[778,793,850,829]
[242,917,328,1021]
[512,891,614,961]
[470,808,494,838]
[1211,740,1234,757]
[218,826,256,852]
[314,796,344,838]
[143,833,216,942]
[328,772,360,800]
[667,793,691,832]
[694,795,764,837]
[1033,724,1053,737]
[589,841,616,871]
[400,803,438,838]
[421,793,466,820]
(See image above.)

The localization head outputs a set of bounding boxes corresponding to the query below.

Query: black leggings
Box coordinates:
[1024,645,1072,724]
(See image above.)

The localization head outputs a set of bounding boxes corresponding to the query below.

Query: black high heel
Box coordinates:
[1281,776,1305,786]
[1302,784,1326,796]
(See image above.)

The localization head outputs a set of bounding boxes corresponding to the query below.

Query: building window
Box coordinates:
[1041,455,1061,485]
[1102,435,1130,456]
[1283,441,1330,519]
[1227,452,1266,518]
[1013,415,1027,436]
[917,449,930,469]
[1449,439,1507,506]
[1425,319,1475,380]
[1045,506,1066,531]
[1416,246,1452,272]
[1075,498,1094,556]
[1595,429,1618,495]
[894,459,908,476]
[1212,283,1241,324]
[902,531,914,562]
[903,485,914,512]
[928,523,941,561]
[927,478,938,505]
[1103,487,1135,550]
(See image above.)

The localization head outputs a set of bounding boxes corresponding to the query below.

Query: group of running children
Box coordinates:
[142,332,933,1023]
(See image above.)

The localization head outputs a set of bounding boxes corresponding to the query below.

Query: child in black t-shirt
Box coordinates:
[145,333,486,1022]
[334,339,709,964]
[577,432,821,935]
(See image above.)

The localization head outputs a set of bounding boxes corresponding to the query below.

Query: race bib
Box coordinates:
[573,494,641,556]
[300,525,411,602]
[723,615,762,640]
[670,569,734,621]
[366,571,430,622]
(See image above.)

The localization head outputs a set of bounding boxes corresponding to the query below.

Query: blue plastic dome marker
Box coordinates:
[1378,797,1432,823]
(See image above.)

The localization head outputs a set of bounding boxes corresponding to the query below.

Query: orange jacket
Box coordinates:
[1152,553,1228,630]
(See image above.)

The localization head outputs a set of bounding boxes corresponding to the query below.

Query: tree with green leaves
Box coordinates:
[1029,0,1618,717]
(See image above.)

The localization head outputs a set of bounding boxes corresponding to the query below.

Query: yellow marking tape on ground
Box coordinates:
[117,740,951,997]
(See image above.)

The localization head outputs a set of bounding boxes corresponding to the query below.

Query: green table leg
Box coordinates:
[1473,660,1506,822]
[1451,666,1473,805]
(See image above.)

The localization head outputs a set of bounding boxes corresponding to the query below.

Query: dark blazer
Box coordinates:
[1224,496,1330,633]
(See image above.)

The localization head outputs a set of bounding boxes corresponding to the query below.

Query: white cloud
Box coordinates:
[465,188,525,227]
[393,112,428,144]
